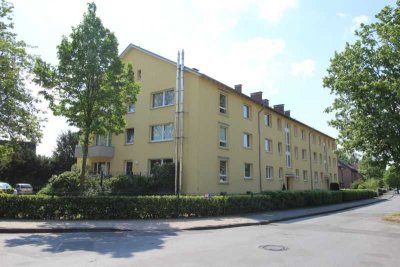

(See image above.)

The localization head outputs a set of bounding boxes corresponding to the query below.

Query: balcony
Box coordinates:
[74,145,114,158]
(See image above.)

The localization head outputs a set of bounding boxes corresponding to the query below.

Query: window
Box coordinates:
[301,129,305,140]
[320,172,324,182]
[333,157,337,166]
[294,146,298,159]
[334,173,337,182]
[313,152,317,162]
[265,113,271,126]
[219,159,228,183]
[302,149,307,160]
[319,136,321,145]
[137,69,142,80]
[279,167,283,179]
[312,134,316,144]
[265,139,272,153]
[277,118,282,131]
[125,161,133,175]
[243,105,250,119]
[244,163,252,179]
[219,126,227,147]
[266,166,273,179]
[303,170,308,181]
[295,169,300,179]
[219,94,227,114]
[127,103,136,113]
[151,123,173,141]
[314,171,318,182]
[150,158,173,174]
[320,153,323,164]
[285,123,291,168]
[152,89,174,108]
[243,133,252,148]
[329,156,331,167]
[278,142,283,155]
[126,128,134,144]
[96,133,111,146]
[294,126,298,137]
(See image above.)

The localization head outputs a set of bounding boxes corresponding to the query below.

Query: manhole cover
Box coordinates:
[259,245,288,251]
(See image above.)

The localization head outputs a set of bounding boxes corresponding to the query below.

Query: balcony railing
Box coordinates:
[74,145,114,158]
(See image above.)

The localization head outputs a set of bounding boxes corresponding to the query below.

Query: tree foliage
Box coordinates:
[324,1,400,167]
[0,0,42,161]
[34,2,140,187]
[52,130,78,174]
[384,166,400,189]
[358,155,386,180]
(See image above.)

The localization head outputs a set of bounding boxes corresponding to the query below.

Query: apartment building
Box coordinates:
[75,44,338,195]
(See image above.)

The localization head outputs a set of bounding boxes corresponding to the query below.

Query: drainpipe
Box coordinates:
[174,51,180,195]
[257,107,264,193]
[308,131,314,190]
[178,50,184,194]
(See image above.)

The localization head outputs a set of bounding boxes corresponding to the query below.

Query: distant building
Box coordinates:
[338,160,362,188]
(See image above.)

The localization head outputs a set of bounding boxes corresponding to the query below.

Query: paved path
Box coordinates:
[0,196,388,233]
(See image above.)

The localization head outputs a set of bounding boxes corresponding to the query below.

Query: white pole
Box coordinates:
[179,50,184,194]
[174,51,180,195]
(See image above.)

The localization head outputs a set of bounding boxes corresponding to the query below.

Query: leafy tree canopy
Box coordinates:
[324,1,400,167]
[358,155,386,180]
[0,0,43,161]
[34,2,140,187]
[384,166,400,189]
[52,130,79,174]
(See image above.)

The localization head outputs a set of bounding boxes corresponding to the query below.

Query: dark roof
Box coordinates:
[338,159,359,172]
[120,43,336,141]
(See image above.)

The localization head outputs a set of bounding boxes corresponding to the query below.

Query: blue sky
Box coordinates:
[9,0,397,156]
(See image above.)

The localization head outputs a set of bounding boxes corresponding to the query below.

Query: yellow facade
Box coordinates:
[76,44,338,195]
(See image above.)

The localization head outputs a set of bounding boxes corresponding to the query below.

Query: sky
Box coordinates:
[9,0,397,156]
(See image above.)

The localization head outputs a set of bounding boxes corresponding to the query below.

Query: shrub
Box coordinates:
[0,189,376,220]
[38,170,80,196]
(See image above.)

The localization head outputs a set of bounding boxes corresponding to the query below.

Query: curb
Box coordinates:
[0,198,386,234]
[185,198,386,231]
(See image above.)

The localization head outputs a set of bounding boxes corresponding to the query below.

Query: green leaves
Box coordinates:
[0,0,43,144]
[324,2,400,166]
[33,2,141,184]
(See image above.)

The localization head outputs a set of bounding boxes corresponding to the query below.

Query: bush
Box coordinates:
[0,189,376,220]
[38,170,80,196]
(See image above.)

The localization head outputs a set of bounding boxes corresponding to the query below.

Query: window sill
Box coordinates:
[150,139,174,143]
[219,146,229,150]
[243,146,252,150]
[151,104,174,110]
[219,181,229,185]
[125,143,134,146]
[266,178,274,180]
[244,177,253,180]
[127,111,135,114]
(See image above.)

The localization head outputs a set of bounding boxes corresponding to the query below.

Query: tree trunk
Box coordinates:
[80,131,90,192]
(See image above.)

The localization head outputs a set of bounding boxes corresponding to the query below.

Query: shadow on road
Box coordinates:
[4,224,179,258]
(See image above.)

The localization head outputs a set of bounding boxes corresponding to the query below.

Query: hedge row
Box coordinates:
[0,189,376,220]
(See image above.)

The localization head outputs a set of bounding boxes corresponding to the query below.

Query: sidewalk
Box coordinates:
[0,196,389,233]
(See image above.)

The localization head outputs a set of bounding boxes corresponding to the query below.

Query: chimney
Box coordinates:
[273,104,285,114]
[250,91,263,103]
[284,110,291,117]
[234,84,242,93]
[262,99,269,107]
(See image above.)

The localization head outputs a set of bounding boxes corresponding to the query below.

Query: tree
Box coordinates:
[34,3,140,189]
[358,155,386,181]
[52,130,79,174]
[323,1,400,168]
[336,148,359,165]
[0,0,42,162]
[384,166,400,191]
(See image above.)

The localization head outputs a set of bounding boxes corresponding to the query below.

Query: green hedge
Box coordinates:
[0,189,376,220]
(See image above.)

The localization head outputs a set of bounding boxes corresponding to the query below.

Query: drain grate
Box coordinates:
[259,245,288,252]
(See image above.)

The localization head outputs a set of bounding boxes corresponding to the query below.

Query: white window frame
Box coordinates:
[127,103,136,113]
[314,171,319,183]
[266,166,273,179]
[265,139,272,153]
[96,133,111,146]
[264,113,271,127]
[219,94,227,114]
[126,128,134,144]
[243,133,251,148]
[151,123,173,142]
[219,126,227,148]
[244,163,252,179]
[279,167,283,179]
[303,170,308,181]
[219,159,228,183]
[295,169,300,179]
[152,89,174,108]
[243,105,250,119]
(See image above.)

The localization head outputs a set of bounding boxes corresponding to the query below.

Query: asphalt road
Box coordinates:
[1,195,399,267]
